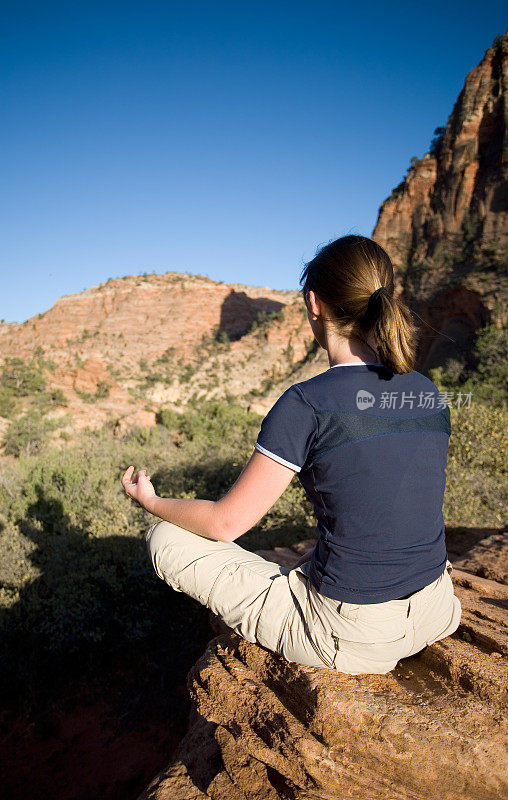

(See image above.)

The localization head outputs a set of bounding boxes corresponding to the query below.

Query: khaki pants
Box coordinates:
[146,520,462,675]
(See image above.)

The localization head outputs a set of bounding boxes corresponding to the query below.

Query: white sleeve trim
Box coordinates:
[254,442,301,472]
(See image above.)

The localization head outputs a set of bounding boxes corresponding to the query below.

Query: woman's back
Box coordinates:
[254,361,451,603]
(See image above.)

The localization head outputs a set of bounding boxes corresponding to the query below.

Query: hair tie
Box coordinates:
[370,286,387,303]
[361,286,388,324]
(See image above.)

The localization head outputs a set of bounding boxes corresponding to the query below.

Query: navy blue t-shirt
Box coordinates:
[254,361,451,604]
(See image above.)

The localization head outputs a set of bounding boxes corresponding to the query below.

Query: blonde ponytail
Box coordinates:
[364,289,418,373]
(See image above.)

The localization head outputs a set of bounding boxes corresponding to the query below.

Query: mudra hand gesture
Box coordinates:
[121,465,157,512]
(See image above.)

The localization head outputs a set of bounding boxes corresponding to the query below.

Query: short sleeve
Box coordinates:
[254,385,317,472]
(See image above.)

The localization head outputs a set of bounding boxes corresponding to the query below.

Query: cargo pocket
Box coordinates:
[426,594,462,646]
[208,562,282,645]
[332,632,408,664]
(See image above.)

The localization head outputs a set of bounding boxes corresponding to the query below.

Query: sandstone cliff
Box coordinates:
[0,274,322,437]
[373,32,507,270]
[372,31,508,372]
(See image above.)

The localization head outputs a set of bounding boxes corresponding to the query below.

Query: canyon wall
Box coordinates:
[372,31,507,372]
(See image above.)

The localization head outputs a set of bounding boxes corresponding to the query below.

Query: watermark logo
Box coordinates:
[356,389,376,410]
[355,389,472,410]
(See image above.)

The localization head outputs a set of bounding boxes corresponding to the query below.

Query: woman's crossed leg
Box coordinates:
[146,519,296,652]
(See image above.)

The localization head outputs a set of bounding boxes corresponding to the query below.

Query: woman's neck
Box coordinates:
[326,334,381,367]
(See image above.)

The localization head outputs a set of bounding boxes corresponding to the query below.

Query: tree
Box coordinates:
[429,126,446,158]
[1,357,46,396]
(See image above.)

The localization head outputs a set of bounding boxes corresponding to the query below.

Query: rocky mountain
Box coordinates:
[0,274,323,439]
[373,32,507,271]
[372,31,507,373]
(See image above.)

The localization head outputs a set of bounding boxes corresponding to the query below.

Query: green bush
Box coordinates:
[0,389,17,418]
[32,389,69,412]
[75,381,111,403]
[249,309,284,332]
[157,407,181,429]
[1,357,46,396]
[96,380,110,399]
[444,402,507,526]
[467,325,508,403]
[2,409,66,457]
[34,345,57,373]
[179,363,198,383]
[159,398,261,450]
[198,326,231,354]
[155,346,176,365]
[461,209,483,260]
[429,126,446,158]
[429,324,507,408]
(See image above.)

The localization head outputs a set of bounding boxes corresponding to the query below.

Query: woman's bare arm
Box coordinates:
[121,449,298,541]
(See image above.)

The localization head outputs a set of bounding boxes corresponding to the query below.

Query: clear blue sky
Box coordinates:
[1,1,505,323]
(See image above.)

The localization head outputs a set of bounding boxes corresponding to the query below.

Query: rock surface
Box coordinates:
[453,529,508,585]
[138,540,508,800]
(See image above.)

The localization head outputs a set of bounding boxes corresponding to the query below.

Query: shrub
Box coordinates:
[467,325,507,401]
[75,381,111,403]
[429,324,507,409]
[444,402,507,526]
[429,126,446,158]
[407,156,422,173]
[390,179,406,198]
[461,209,483,260]
[172,399,260,449]
[0,390,17,418]
[32,389,69,411]
[179,363,198,383]
[284,344,294,364]
[106,364,122,379]
[250,309,284,332]
[155,346,176,365]
[1,357,46,396]
[157,408,181,429]
[199,326,232,353]
[95,381,110,399]
[2,409,64,457]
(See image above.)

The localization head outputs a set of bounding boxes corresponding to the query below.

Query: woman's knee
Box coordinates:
[145,520,188,580]
[145,520,235,599]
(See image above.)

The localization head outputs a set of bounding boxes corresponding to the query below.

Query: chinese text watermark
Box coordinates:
[356,389,472,411]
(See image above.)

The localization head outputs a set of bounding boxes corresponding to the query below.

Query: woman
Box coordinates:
[121,234,462,675]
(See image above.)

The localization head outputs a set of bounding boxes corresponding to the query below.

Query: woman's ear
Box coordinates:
[308,289,321,319]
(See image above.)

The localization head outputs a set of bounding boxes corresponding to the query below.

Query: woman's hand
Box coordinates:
[121,466,157,513]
